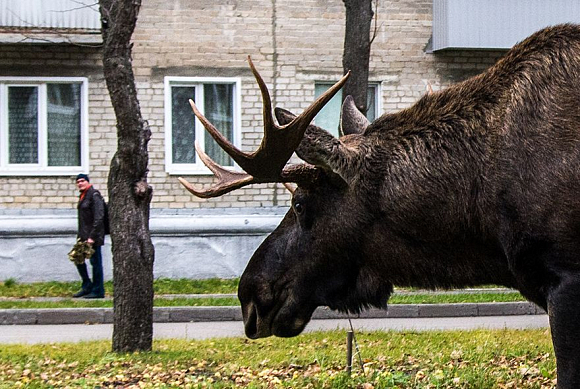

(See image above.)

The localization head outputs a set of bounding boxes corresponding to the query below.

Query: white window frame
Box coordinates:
[367,83,382,120]
[164,76,242,175]
[0,77,89,176]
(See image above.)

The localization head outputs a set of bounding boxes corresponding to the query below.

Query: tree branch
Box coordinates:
[370,0,381,45]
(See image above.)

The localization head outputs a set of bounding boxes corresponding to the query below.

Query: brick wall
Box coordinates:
[0,0,505,210]
[0,44,110,208]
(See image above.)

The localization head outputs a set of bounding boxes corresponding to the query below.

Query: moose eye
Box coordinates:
[294,202,304,215]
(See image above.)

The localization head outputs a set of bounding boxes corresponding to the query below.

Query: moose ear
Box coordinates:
[340,95,370,136]
[274,107,296,126]
[274,106,357,185]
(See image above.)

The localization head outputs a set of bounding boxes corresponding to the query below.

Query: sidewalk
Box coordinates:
[0,315,550,344]
[0,299,546,325]
[0,291,550,344]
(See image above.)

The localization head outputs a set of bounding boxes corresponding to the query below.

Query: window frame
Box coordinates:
[0,76,89,176]
[164,76,242,175]
[313,81,382,137]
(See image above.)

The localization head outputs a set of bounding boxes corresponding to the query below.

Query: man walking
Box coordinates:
[73,173,106,299]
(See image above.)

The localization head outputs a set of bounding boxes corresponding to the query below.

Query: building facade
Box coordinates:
[0,0,577,281]
[0,0,507,210]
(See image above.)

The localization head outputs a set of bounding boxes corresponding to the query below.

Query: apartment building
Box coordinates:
[0,0,577,281]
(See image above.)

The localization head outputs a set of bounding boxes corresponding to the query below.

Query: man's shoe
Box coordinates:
[83,293,105,299]
[73,290,90,298]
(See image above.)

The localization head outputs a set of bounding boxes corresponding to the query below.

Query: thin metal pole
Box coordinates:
[346,330,354,374]
[347,316,365,374]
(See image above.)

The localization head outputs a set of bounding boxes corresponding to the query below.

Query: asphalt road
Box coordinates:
[0,315,549,344]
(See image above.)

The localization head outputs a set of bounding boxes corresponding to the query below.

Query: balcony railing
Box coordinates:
[433,0,580,51]
[0,0,101,44]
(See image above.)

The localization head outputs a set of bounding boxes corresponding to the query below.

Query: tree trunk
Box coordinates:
[99,0,155,352]
[342,0,374,114]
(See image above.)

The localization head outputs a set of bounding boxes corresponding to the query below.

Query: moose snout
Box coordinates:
[241,301,260,339]
[241,300,273,339]
[238,274,274,339]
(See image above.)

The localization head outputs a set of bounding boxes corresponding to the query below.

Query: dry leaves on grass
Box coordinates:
[0,354,556,388]
[0,330,556,388]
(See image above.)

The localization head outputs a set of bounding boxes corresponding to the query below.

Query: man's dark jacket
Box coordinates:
[78,186,105,247]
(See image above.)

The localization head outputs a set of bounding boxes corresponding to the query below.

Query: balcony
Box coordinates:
[433,0,580,51]
[0,0,101,44]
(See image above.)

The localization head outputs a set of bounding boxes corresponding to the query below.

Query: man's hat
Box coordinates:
[76,173,90,182]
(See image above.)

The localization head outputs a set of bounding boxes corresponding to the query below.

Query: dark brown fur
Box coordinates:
[233,25,580,388]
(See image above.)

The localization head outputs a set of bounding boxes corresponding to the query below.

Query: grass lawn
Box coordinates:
[0,297,240,309]
[0,292,526,310]
[0,329,555,388]
[0,278,240,298]
[0,278,528,309]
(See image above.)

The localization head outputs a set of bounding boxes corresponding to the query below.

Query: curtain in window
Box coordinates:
[204,84,234,166]
[47,83,81,166]
[366,86,376,123]
[171,86,197,164]
[8,86,38,164]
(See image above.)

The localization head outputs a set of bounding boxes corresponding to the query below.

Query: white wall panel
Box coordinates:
[433,0,580,50]
[0,0,100,29]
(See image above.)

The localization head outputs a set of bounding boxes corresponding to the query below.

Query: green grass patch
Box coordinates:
[389,291,525,304]
[0,280,104,298]
[153,278,239,295]
[0,292,527,310]
[0,278,239,298]
[0,297,242,309]
[0,329,555,388]
[0,278,528,310]
[0,292,526,310]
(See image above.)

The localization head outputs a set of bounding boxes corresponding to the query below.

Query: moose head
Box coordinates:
[179,58,394,338]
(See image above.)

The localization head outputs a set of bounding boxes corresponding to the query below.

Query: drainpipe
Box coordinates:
[271,0,279,206]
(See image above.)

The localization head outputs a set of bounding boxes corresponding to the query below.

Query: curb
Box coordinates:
[0,302,545,325]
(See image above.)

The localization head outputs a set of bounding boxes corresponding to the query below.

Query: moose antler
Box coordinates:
[179,56,349,198]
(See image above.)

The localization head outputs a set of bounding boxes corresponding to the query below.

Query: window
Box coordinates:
[314,83,380,137]
[165,77,241,174]
[0,77,88,175]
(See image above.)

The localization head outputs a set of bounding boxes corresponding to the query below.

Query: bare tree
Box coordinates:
[99,0,155,352]
[342,0,375,114]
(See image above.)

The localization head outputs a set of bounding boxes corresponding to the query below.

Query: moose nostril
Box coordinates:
[243,303,259,339]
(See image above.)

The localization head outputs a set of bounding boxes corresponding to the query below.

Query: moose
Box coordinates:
[180,24,580,387]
